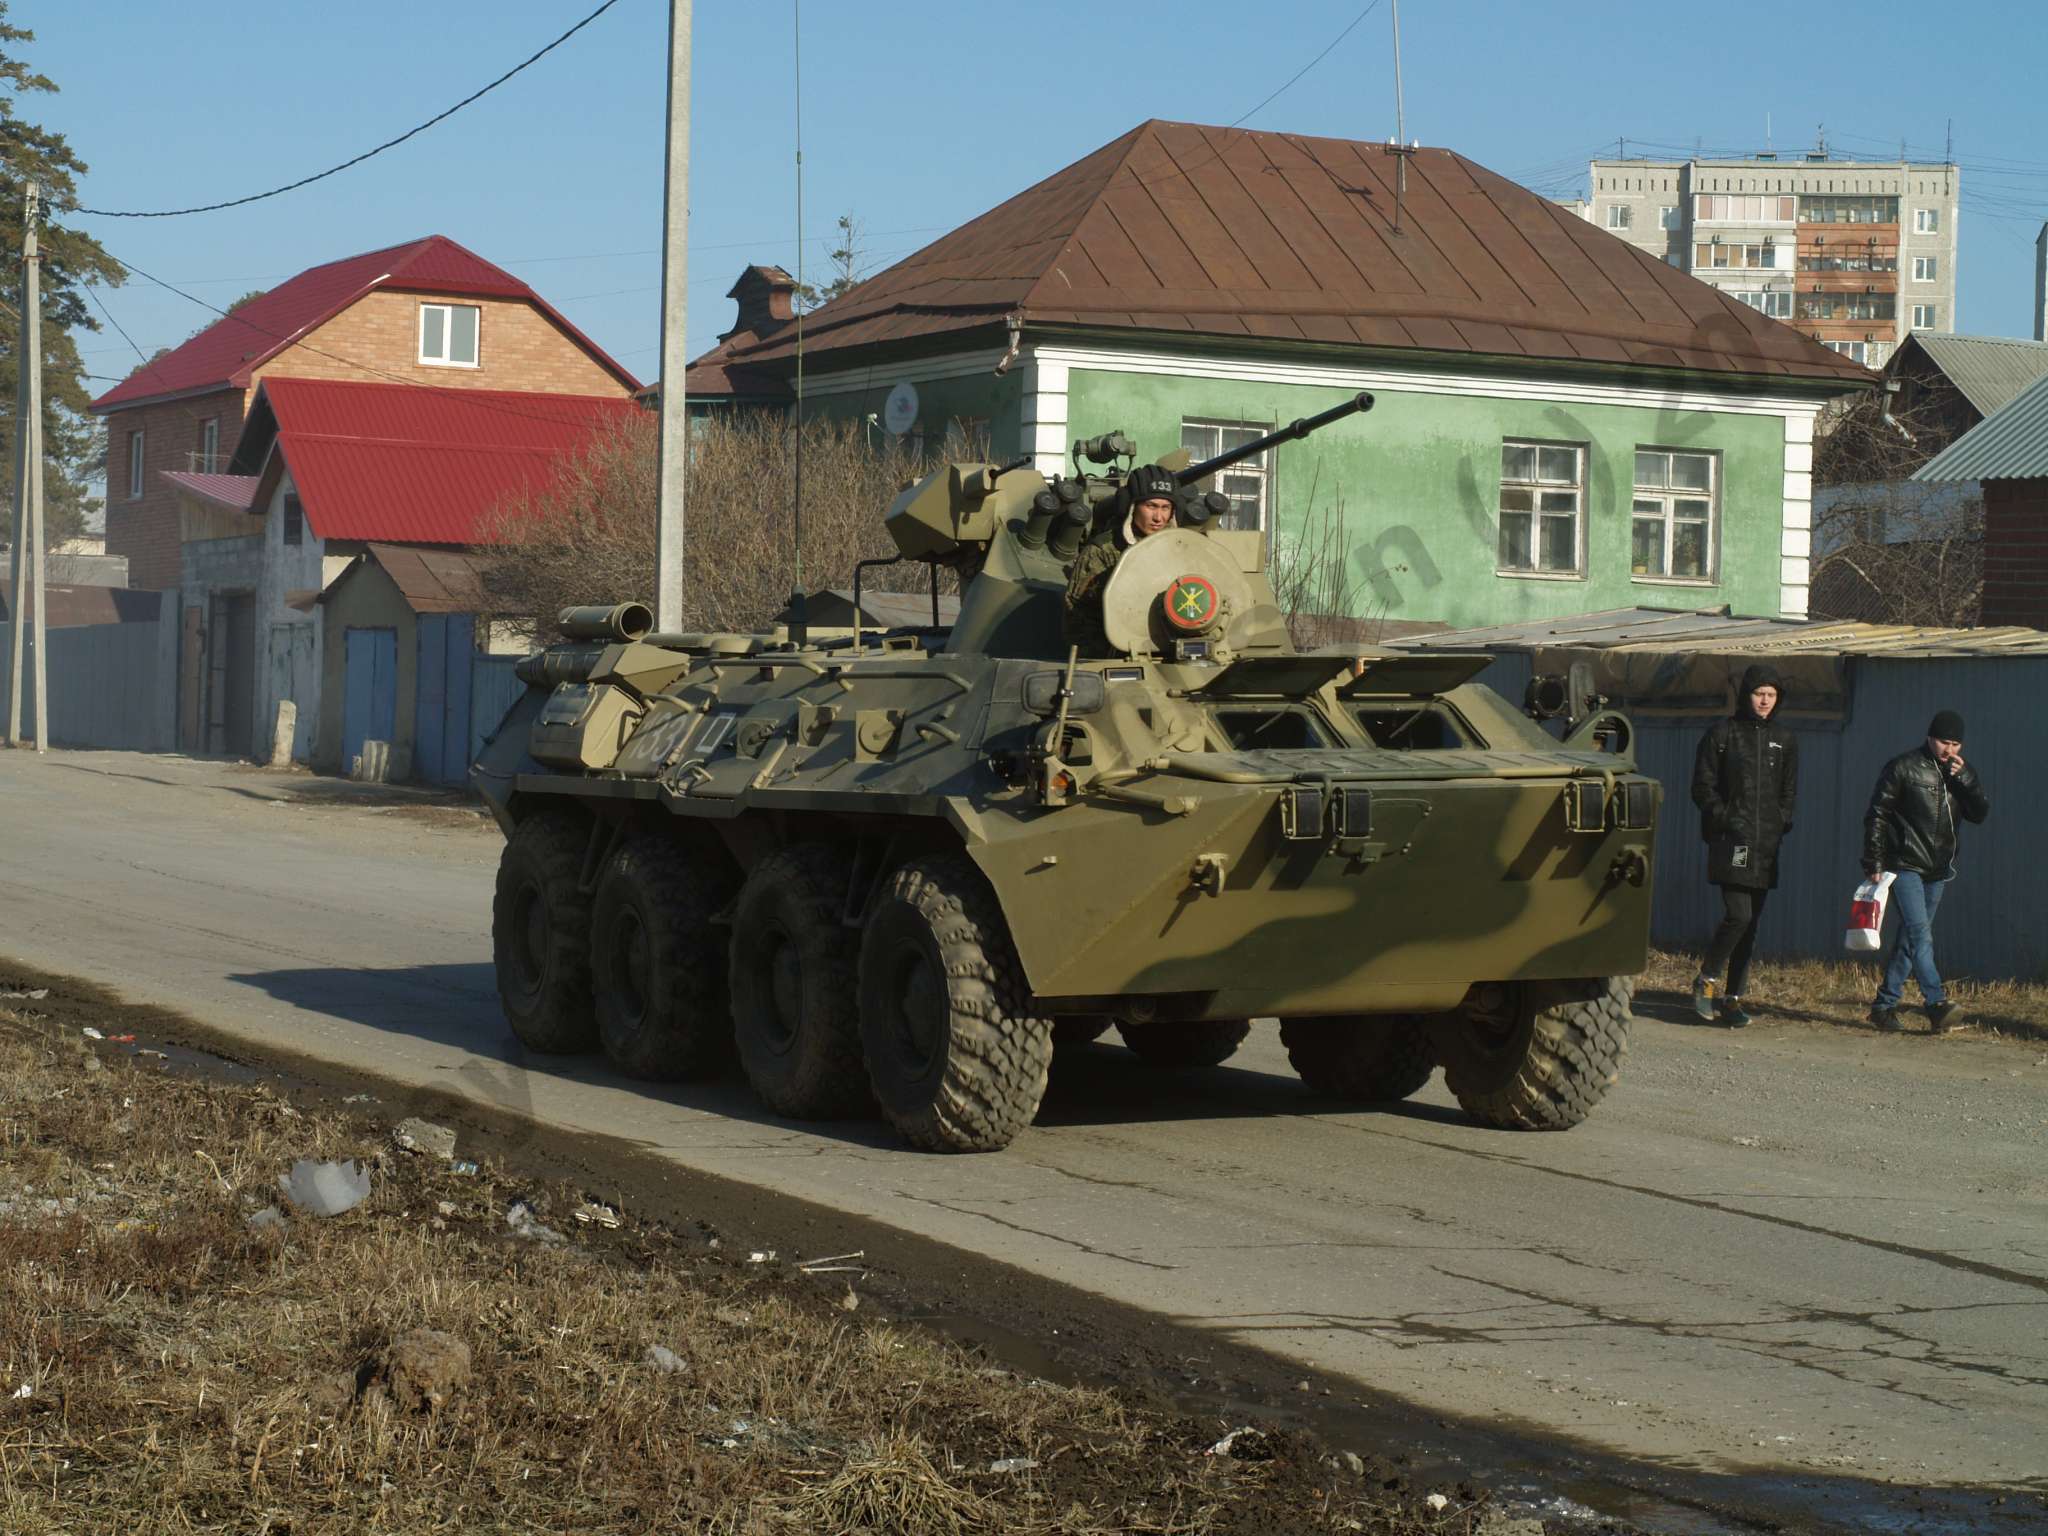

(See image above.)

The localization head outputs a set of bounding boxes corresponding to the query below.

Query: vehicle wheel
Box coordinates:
[1279,1016,1435,1101]
[1437,977,1632,1131]
[858,855,1052,1152]
[1115,1018,1250,1069]
[729,844,869,1118]
[492,810,598,1054]
[590,834,736,1080]
[1052,1016,1111,1048]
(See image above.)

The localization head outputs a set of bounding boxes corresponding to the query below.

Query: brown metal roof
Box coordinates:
[711,121,1871,387]
[330,543,499,615]
[0,581,163,629]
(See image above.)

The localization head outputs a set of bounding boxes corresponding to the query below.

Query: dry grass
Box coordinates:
[0,1003,1457,1535]
[1640,947,2048,1040]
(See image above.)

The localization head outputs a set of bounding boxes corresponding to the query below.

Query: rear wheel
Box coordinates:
[1280,1016,1435,1101]
[729,845,869,1119]
[492,811,598,1054]
[590,835,735,1080]
[858,855,1051,1152]
[1437,977,1632,1130]
[1115,1018,1250,1069]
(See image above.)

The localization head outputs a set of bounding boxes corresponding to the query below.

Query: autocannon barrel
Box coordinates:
[557,602,655,643]
[1175,391,1375,486]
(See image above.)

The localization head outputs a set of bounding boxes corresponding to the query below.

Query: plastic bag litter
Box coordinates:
[1844,871,1896,952]
[278,1159,371,1217]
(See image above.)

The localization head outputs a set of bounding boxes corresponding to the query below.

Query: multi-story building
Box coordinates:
[1582,151,1960,370]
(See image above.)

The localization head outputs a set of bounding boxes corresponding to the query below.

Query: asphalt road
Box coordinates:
[4,750,2044,1502]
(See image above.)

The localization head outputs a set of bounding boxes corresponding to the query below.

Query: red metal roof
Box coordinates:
[161,470,261,512]
[708,121,1870,387]
[259,376,641,546]
[91,235,640,411]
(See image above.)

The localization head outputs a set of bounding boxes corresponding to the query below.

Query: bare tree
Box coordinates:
[1809,388,1980,626]
[1266,464,1394,648]
[477,409,944,643]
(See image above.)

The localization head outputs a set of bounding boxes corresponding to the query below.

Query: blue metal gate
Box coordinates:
[341,627,397,773]
[413,614,476,786]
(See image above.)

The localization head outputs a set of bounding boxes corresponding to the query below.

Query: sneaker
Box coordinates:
[1869,1005,1903,1032]
[1924,1001,1964,1034]
[1692,975,1719,1020]
[1722,997,1751,1028]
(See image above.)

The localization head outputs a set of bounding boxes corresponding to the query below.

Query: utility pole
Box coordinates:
[653,0,691,633]
[7,180,46,752]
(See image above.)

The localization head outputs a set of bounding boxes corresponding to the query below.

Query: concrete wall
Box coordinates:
[0,603,178,752]
[1054,350,1806,628]
[255,472,328,764]
[1458,648,2047,982]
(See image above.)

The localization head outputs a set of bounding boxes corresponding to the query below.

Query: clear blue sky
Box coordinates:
[25,0,2048,397]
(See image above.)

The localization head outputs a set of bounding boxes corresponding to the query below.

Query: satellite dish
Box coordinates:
[882,380,919,437]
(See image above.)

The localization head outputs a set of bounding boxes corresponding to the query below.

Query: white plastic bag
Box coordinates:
[1843,871,1896,952]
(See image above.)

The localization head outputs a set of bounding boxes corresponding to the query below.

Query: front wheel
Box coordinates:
[857,856,1051,1153]
[492,811,598,1054]
[1436,977,1632,1131]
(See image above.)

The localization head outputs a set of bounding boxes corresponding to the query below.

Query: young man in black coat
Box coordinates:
[1689,663,1798,1026]
[1863,709,1991,1033]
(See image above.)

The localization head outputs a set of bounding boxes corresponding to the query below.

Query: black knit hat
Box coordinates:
[1127,465,1177,506]
[1928,709,1965,743]
[1738,662,1782,696]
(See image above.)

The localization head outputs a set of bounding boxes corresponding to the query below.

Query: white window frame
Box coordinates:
[198,417,219,473]
[1822,339,1870,364]
[1497,439,1585,579]
[1912,255,1938,282]
[418,302,482,368]
[128,430,144,500]
[1180,417,1273,532]
[1631,447,1719,586]
[1733,290,1794,319]
[1606,205,1633,231]
[1914,207,1940,234]
[1911,303,1937,329]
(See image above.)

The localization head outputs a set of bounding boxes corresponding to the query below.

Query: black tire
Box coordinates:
[1280,1016,1435,1101]
[729,845,869,1119]
[590,835,736,1081]
[858,855,1052,1152]
[1052,1017,1111,1048]
[1438,977,1632,1131]
[492,811,598,1054]
[1115,1018,1250,1069]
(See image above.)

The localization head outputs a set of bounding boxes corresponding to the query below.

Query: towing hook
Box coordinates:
[1607,848,1649,888]
[1190,853,1229,897]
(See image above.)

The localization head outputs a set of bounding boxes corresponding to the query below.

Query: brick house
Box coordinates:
[91,234,640,592]
[87,235,641,764]
[688,120,1871,627]
[1916,369,2048,628]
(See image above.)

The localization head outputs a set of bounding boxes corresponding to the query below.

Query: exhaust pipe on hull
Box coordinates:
[557,603,655,643]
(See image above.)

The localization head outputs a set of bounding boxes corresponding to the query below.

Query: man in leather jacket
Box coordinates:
[1689,663,1797,1026]
[1864,709,1990,1033]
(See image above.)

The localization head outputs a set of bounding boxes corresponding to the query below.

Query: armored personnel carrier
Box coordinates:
[474,393,1658,1152]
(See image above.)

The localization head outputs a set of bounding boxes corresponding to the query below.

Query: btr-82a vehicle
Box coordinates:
[474,392,1658,1152]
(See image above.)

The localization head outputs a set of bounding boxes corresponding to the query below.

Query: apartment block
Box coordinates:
[1583,152,1960,369]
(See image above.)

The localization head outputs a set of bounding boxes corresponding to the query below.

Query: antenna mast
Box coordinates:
[1389,0,1412,234]
[789,0,807,641]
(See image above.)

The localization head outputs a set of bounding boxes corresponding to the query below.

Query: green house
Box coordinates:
[686,121,1869,628]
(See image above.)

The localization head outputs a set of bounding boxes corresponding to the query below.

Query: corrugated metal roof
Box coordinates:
[1916,368,2048,482]
[91,236,640,411]
[0,581,163,628]
[333,543,497,614]
[262,377,641,545]
[1902,332,2048,419]
[161,470,261,512]
[705,121,1872,388]
[1395,604,2048,657]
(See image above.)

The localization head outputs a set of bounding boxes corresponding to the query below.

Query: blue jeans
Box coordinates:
[1876,871,1949,1009]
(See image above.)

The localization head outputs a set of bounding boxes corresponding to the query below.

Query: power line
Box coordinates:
[69,0,625,219]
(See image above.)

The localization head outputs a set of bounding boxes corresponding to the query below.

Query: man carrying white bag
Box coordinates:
[1860,710,1990,1033]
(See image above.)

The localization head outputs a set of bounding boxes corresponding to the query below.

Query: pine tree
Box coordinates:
[0,3,126,548]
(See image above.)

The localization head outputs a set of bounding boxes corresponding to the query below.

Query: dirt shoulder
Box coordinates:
[0,976,1570,1536]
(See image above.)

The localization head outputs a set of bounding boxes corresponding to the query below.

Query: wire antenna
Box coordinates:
[789,0,806,641]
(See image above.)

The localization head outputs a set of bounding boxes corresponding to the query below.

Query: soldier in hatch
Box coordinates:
[1062,463,1180,654]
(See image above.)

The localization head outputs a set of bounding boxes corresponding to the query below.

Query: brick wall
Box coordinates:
[254,291,633,398]
[1980,478,2048,628]
[101,387,249,591]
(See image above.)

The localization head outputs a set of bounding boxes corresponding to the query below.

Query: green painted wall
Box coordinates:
[803,368,1025,460]
[1064,367,1791,627]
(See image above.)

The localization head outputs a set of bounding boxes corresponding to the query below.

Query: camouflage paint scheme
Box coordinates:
[473,441,1659,1029]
